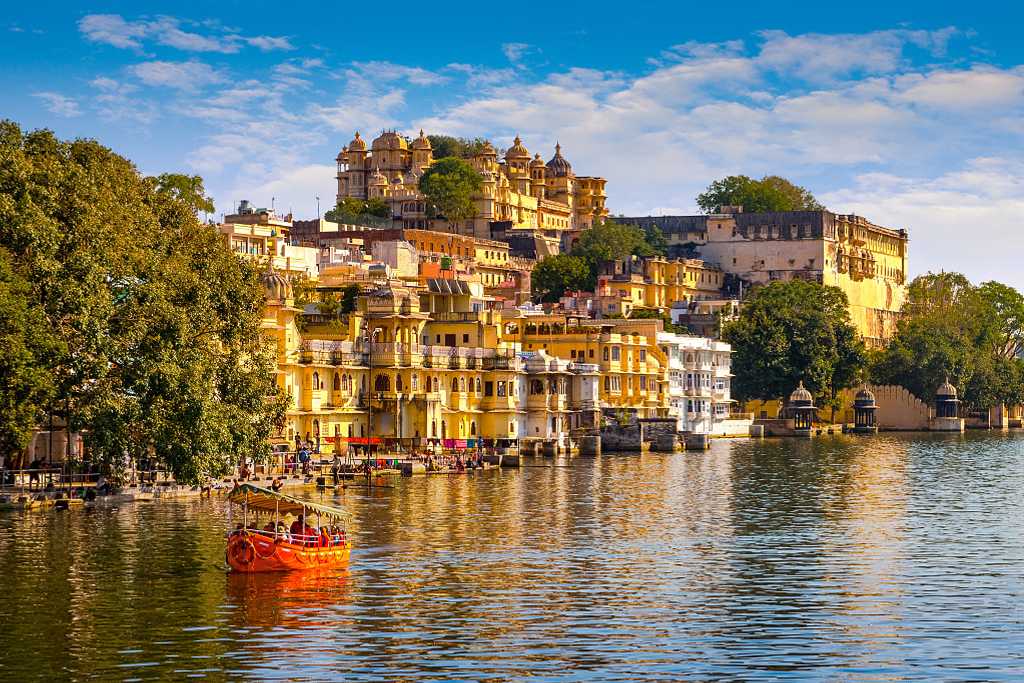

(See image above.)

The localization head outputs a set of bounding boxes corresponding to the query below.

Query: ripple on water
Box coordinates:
[0,432,1022,681]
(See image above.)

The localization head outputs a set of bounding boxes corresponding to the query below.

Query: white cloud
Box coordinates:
[221,163,336,218]
[756,28,959,83]
[502,42,534,64]
[129,60,226,90]
[78,14,149,49]
[893,66,1024,109]
[349,61,447,86]
[78,13,291,54]
[245,35,295,51]
[33,92,81,116]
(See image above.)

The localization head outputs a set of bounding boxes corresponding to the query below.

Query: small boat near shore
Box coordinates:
[225,484,351,573]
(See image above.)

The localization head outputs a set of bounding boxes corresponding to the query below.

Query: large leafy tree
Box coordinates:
[150,173,215,215]
[696,174,824,213]
[0,248,63,460]
[531,255,591,303]
[419,156,483,223]
[722,279,866,412]
[0,121,286,484]
[871,272,1024,409]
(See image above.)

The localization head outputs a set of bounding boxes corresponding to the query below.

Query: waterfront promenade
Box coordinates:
[2,432,1021,681]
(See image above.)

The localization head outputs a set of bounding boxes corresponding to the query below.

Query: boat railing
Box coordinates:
[228,528,348,547]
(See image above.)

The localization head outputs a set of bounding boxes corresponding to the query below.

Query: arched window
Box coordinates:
[395,375,404,392]
[460,377,466,392]
[604,376,610,391]
[342,374,350,393]
[451,378,459,393]
[475,377,481,393]
[603,348,610,361]
[312,372,320,390]
[375,374,390,392]
[431,420,436,437]
[530,379,544,395]
[333,372,340,391]
[412,374,418,391]
[470,421,477,435]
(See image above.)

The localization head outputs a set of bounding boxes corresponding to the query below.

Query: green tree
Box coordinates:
[0,248,63,459]
[531,255,591,303]
[339,284,361,314]
[325,197,391,224]
[565,219,659,291]
[871,272,1024,409]
[0,120,286,484]
[696,174,824,213]
[642,224,668,256]
[150,173,215,215]
[722,279,866,412]
[419,156,483,223]
[427,135,489,159]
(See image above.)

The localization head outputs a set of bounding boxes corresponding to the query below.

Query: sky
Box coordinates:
[2,1,1023,287]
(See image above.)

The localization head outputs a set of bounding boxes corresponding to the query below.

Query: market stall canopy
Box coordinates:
[228,483,348,520]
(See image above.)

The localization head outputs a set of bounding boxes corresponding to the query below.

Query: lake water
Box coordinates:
[1,433,1022,681]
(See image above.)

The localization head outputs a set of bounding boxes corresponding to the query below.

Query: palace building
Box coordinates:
[620,209,909,346]
[335,130,609,241]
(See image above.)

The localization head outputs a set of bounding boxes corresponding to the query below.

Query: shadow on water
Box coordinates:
[0,432,1022,680]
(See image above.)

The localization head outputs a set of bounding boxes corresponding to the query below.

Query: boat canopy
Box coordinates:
[228,483,347,520]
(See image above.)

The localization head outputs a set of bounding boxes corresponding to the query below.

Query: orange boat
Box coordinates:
[226,483,351,573]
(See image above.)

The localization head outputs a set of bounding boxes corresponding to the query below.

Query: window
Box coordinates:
[497,381,507,396]
[451,378,459,393]
[395,375,403,392]
[639,349,646,361]
[570,349,577,358]
[589,349,594,358]
[333,373,340,391]
[475,377,481,393]
[611,347,621,361]
[463,333,470,343]
[640,376,647,389]
[604,376,610,391]
[460,377,467,392]
[412,374,418,391]
[485,381,494,396]
[374,374,390,391]
[603,348,610,361]
[312,372,320,390]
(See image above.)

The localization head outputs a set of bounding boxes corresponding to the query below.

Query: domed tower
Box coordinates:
[935,378,959,418]
[545,142,574,178]
[261,265,293,306]
[788,380,816,436]
[529,153,547,200]
[504,135,531,177]
[472,140,499,175]
[341,132,369,200]
[371,130,410,173]
[411,129,432,171]
[852,385,878,434]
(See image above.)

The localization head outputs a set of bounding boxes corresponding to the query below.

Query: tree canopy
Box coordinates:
[0,121,286,484]
[150,173,215,215]
[426,135,490,159]
[419,156,483,223]
[696,175,824,213]
[722,279,865,410]
[324,196,391,225]
[870,272,1024,409]
[531,255,591,303]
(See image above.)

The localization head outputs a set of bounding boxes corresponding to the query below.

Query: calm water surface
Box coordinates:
[1,433,1022,681]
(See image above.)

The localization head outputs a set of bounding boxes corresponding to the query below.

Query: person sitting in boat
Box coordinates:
[289,514,305,540]
[276,522,290,542]
[332,526,345,546]
[271,477,283,492]
[263,521,275,535]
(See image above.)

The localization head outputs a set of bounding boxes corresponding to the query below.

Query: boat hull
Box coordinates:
[226,532,351,573]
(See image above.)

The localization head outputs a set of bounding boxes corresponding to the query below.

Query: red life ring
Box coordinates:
[230,536,256,566]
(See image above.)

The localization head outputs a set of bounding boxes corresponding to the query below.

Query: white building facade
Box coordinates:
[658,332,751,436]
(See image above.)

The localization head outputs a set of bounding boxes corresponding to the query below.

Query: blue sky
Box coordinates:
[3,1,1023,286]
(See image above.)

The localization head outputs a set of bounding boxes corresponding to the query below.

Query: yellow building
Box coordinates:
[335,131,608,241]
[516,315,669,419]
[596,256,724,317]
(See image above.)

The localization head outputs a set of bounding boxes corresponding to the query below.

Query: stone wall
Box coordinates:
[837,384,930,431]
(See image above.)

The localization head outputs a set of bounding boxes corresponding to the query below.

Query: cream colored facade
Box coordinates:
[621,211,909,346]
[335,130,608,240]
[698,211,907,346]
